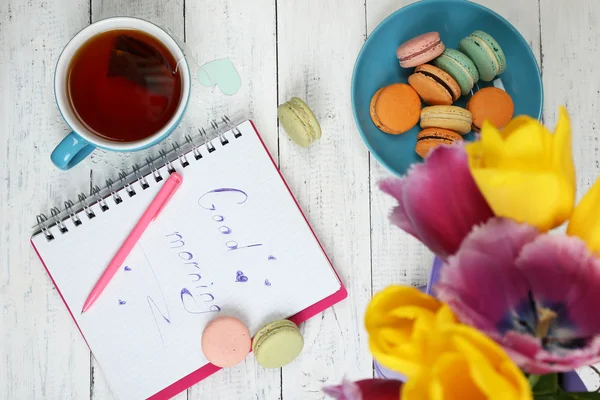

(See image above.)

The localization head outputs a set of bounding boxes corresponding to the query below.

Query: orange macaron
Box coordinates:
[370,83,421,134]
[415,127,463,158]
[408,64,461,105]
[467,87,514,132]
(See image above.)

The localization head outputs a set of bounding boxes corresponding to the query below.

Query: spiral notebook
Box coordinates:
[30,118,347,400]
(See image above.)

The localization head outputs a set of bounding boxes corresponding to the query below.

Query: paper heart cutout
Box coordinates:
[235,270,248,282]
[197,58,241,95]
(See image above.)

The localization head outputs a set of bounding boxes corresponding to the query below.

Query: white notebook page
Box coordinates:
[31,121,341,400]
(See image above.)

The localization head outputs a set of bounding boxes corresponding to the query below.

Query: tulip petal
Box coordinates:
[400,325,533,400]
[500,115,540,140]
[323,380,363,400]
[323,379,403,400]
[552,107,576,190]
[435,218,539,335]
[517,234,600,338]
[477,121,506,167]
[453,330,527,400]
[502,331,600,374]
[379,177,420,240]
[468,168,571,232]
[465,108,576,232]
[568,176,600,254]
[380,145,494,259]
[436,218,600,373]
[365,286,457,377]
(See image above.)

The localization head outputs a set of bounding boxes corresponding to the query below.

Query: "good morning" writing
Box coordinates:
[165,232,221,315]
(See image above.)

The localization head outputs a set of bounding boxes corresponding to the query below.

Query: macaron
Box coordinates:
[396,32,445,68]
[201,316,251,368]
[370,83,421,134]
[459,31,506,82]
[415,128,463,158]
[277,97,322,148]
[408,64,461,105]
[252,319,304,368]
[467,87,514,132]
[432,48,479,96]
[420,105,473,134]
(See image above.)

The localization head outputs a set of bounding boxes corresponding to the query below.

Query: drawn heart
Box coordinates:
[118,299,126,305]
[124,266,131,271]
[264,279,271,287]
[197,58,241,96]
[235,270,248,283]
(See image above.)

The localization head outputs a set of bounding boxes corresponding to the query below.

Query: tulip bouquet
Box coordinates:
[324,108,600,399]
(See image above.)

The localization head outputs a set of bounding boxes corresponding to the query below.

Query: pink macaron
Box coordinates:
[396,32,445,68]
[201,316,251,368]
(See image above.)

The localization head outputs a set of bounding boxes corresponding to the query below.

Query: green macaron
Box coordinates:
[459,30,506,82]
[432,48,479,96]
[277,97,322,148]
[252,319,304,368]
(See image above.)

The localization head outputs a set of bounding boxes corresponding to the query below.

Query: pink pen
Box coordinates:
[81,172,183,313]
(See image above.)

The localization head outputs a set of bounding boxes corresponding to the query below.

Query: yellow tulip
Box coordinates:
[465,107,576,231]
[365,286,532,400]
[568,177,600,254]
[401,325,533,400]
[364,286,458,379]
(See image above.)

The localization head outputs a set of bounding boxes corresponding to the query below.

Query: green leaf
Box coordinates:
[533,374,559,395]
[529,374,542,388]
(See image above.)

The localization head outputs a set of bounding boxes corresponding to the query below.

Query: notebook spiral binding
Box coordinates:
[35,115,243,241]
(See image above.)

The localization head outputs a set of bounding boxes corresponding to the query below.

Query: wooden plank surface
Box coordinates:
[3,0,600,398]
[276,1,373,398]
[0,0,93,399]
[540,0,600,202]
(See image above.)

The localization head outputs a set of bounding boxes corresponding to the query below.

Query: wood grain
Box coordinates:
[0,0,93,399]
[277,1,373,398]
[540,0,600,203]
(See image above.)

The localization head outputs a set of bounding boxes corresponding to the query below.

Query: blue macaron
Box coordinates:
[432,48,479,96]
[459,30,507,82]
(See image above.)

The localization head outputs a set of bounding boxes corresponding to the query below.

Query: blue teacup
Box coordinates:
[51,17,191,170]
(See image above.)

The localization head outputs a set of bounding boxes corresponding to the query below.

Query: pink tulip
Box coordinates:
[323,378,402,400]
[436,218,600,373]
[380,144,494,260]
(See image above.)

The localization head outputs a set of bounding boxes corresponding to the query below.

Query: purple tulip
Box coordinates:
[380,144,494,260]
[323,378,402,400]
[436,218,600,373]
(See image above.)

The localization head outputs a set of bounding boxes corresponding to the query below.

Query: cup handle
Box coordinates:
[51,132,96,170]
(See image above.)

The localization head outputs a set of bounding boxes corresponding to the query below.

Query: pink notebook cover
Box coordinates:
[31,120,348,399]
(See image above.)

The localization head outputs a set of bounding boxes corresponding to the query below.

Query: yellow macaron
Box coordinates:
[420,105,473,134]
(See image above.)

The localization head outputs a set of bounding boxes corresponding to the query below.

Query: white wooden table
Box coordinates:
[1,0,597,398]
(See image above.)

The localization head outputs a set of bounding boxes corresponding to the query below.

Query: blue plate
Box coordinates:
[351,0,542,176]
